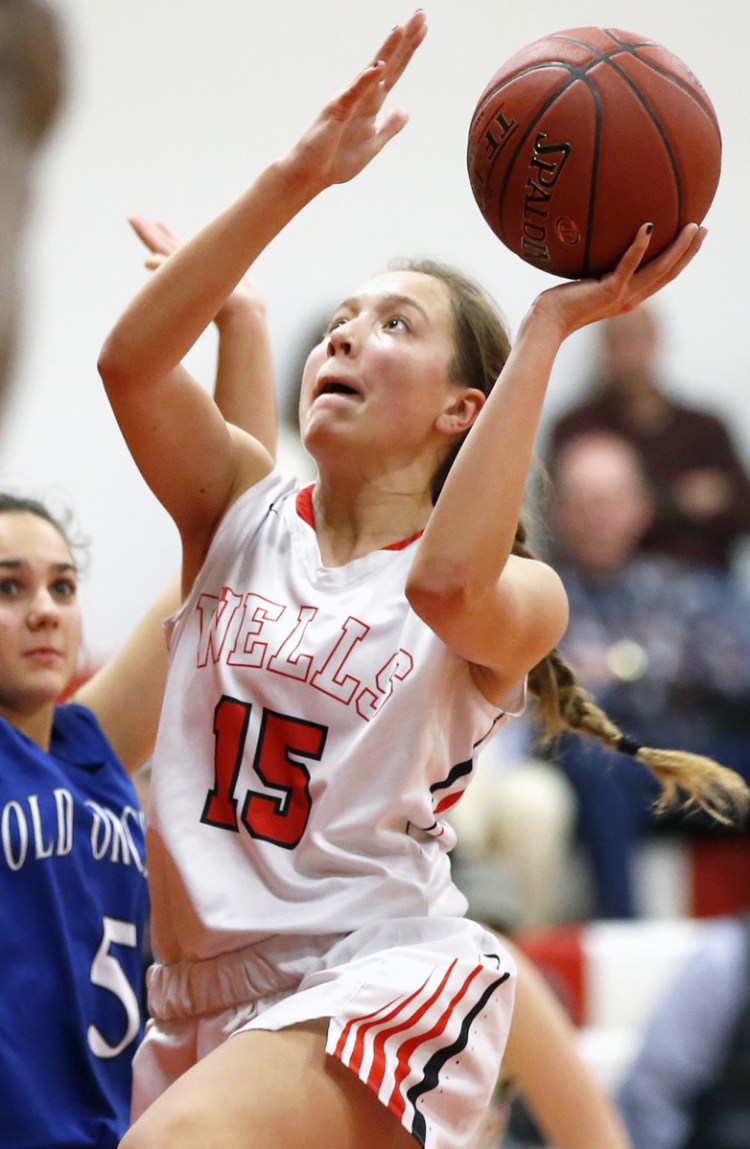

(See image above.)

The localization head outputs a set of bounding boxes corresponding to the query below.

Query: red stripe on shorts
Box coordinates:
[366,961,457,1094]
[433,792,464,814]
[335,975,432,1074]
[388,964,484,1120]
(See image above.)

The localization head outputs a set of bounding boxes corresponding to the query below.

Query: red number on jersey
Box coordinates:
[242,708,326,848]
[201,696,327,849]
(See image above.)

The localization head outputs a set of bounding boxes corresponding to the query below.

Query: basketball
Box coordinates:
[466,28,722,279]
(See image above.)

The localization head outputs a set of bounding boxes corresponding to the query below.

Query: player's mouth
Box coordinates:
[24,647,64,666]
[313,376,362,401]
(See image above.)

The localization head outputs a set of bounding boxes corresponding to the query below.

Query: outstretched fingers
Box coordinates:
[608,222,706,305]
[335,11,427,119]
[534,221,708,339]
[129,215,182,258]
[637,223,706,294]
[373,10,428,94]
[309,13,427,184]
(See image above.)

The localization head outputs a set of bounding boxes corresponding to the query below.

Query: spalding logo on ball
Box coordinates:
[467,27,721,279]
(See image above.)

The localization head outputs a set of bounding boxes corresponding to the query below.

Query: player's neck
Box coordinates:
[310,480,431,567]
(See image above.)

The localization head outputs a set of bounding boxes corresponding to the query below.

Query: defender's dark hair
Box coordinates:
[0,492,87,568]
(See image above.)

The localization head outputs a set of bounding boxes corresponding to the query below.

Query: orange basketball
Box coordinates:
[467,28,721,279]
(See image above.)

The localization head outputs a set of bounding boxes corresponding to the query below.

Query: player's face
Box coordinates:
[0,512,82,729]
[299,270,461,467]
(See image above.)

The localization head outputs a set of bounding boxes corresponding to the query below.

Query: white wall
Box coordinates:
[2,0,749,661]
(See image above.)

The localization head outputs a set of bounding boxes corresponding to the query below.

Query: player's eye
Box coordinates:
[51,578,77,601]
[326,315,351,334]
[0,578,20,597]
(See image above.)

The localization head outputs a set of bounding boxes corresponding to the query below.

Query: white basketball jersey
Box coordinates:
[148,469,523,964]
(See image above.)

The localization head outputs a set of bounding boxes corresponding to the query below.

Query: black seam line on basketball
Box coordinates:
[474,55,633,116]
[516,42,666,85]
[406,972,512,1147]
[607,52,720,136]
[603,56,684,227]
[547,32,655,55]
[582,77,602,278]
[530,36,719,138]
[602,29,659,51]
[541,32,656,69]
[482,73,579,245]
[478,57,633,199]
[485,70,597,269]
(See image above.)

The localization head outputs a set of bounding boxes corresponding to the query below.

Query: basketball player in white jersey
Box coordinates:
[99,12,728,1149]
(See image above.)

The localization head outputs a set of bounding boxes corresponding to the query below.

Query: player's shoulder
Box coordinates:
[51,701,121,769]
[217,465,300,548]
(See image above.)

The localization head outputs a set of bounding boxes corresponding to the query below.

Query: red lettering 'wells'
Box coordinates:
[196,588,243,667]
[228,593,285,668]
[311,616,369,704]
[268,605,318,681]
[356,649,414,721]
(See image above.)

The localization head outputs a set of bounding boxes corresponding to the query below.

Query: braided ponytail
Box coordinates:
[517,522,749,823]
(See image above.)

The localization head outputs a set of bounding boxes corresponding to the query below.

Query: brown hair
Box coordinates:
[397,257,748,824]
[0,491,87,569]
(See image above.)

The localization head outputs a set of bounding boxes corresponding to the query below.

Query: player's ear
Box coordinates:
[435,387,485,436]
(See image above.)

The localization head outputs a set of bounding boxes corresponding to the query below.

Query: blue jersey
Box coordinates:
[0,703,149,1148]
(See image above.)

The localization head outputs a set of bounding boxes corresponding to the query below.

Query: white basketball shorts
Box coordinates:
[133,916,516,1149]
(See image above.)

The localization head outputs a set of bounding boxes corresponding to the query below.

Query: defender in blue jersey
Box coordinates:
[0,196,273,1145]
[0,494,175,1148]
[0,704,148,1148]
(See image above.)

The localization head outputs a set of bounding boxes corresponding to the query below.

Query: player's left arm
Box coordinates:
[407,224,706,701]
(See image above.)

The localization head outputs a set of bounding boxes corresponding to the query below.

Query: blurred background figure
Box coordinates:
[467,937,632,1149]
[0,0,66,415]
[542,430,750,919]
[617,912,750,1149]
[548,304,750,574]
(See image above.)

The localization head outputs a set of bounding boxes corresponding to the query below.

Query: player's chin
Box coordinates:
[299,414,340,459]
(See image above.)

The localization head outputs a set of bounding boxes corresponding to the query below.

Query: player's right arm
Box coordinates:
[97,15,427,577]
[129,215,278,458]
[119,216,279,587]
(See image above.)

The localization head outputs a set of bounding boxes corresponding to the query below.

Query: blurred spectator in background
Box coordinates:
[0,0,66,415]
[547,304,750,573]
[544,431,750,918]
[617,913,750,1149]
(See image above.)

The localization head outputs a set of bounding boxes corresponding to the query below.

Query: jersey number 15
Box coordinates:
[200,695,328,849]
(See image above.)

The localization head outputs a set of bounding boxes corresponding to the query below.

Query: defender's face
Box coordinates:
[0,512,81,724]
